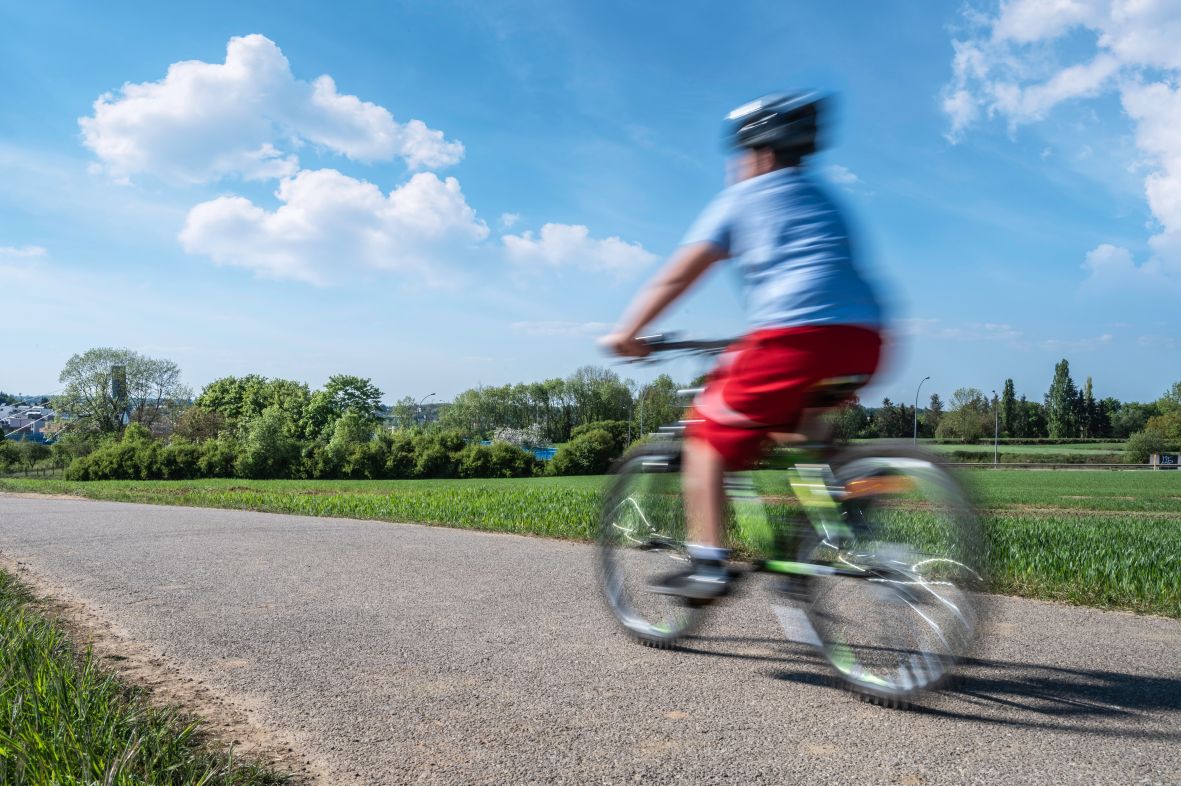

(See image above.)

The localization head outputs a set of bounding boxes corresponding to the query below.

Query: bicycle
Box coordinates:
[597,335,987,707]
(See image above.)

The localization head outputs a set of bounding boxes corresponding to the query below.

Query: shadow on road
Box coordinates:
[680,634,1181,740]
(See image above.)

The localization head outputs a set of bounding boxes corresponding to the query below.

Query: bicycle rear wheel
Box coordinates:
[597,442,706,647]
[803,446,987,706]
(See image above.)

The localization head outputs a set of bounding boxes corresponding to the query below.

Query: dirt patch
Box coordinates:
[0,490,85,501]
[0,555,335,786]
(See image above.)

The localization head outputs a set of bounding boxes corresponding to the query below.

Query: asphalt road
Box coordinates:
[0,495,1178,785]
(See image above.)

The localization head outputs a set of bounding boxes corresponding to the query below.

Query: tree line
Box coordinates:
[7,348,1179,481]
[830,358,1180,452]
[11,348,691,481]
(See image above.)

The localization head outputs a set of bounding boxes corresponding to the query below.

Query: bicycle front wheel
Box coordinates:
[803,446,987,706]
[597,442,705,647]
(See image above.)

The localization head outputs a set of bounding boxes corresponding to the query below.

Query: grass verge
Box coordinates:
[0,567,288,785]
[1,473,1178,618]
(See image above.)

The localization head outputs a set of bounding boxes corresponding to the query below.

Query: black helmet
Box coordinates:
[725,92,828,155]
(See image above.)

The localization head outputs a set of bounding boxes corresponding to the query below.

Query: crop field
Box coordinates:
[1,471,1177,617]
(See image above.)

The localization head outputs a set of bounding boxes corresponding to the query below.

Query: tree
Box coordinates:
[1079,377,1097,438]
[173,406,226,442]
[18,439,50,476]
[873,398,912,438]
[54,348,190,436]
[1044,359,1078,438]
[389,396,420,429]
[634,374,684,436]
[935,388,990,443]
[322,375,383,421]
[999,379,1017,438]
[325,410,374,460]
[492,424,545,450]
[1017,396,1048,438]
[1097,397,1121,438]
[565,366,632,426]
[1145,411,1181,441]
[1110,401,1157,438]
[923,393,944,438]
[829,396,870,442]
[234,406,300,479]
[1160,381,1181,414]
[196,375,311,431]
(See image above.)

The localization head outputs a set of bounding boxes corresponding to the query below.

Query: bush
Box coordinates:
[457,442,537,478]
[234,407,300,479]
[382,431,419,479]
[0,439,20,473]
[944,450,1124,465]
[550,429,616,475]
[1125,429,1170,464]
[410,431,466,479]
[570,420,630,455]
[196,438,236,478]
[66,426,161,480]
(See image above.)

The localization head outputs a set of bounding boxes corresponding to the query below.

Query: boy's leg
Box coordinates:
[647,436,732,599]
[683,437,726,547]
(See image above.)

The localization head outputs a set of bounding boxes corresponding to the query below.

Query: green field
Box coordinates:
[0,568,287,785]
[1,471,1178,617]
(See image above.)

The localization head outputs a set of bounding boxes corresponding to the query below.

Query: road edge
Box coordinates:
[0,552,338,785]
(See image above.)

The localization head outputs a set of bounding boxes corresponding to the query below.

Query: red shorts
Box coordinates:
[686,325,881,469]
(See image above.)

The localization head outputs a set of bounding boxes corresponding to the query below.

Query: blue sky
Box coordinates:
[2,0,1179,407]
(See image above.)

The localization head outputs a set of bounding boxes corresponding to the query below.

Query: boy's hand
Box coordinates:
[599,332,651,358]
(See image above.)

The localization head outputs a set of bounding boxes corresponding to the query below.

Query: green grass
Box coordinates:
[1,471,1178,617]
[0,568,288,785]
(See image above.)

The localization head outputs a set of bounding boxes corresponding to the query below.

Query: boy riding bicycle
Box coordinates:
[602,92,884,599]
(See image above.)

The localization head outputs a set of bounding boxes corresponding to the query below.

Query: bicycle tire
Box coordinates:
[801,445,987,707]
[597,441,707,647]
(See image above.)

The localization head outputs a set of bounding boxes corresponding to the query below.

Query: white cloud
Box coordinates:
[1039,333,1113,351]
[179,168,488,285]
[509,321,612,337]
[498,212,520,229]
[944,1,1181,290]
[0,245,47,257]
[502,223,658,274]
[824,164,861,186]
[1138,334,1176,349]
[80,34,463,183]
[899,318,1023,343]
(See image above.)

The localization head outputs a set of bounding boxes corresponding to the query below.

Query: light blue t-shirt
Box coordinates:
[682,167,883,331]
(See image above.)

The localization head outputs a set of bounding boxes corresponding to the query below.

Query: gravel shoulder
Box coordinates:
[0,495,1178,785]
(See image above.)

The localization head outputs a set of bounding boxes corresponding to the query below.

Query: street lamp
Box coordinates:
[992,389,999,466]
[913,376,930,445]
[416,393,436,426]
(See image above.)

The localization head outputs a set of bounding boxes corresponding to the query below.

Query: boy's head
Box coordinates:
[725,92,827,181]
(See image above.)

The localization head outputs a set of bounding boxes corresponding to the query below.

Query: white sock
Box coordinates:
[686,544,730,562]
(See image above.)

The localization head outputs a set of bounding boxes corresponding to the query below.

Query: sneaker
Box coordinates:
[648,560,732,600]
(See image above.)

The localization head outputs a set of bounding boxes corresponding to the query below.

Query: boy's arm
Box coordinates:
[601,241,728,357]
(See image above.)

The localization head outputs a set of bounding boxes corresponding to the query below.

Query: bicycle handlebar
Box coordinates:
[636,333,735,354]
